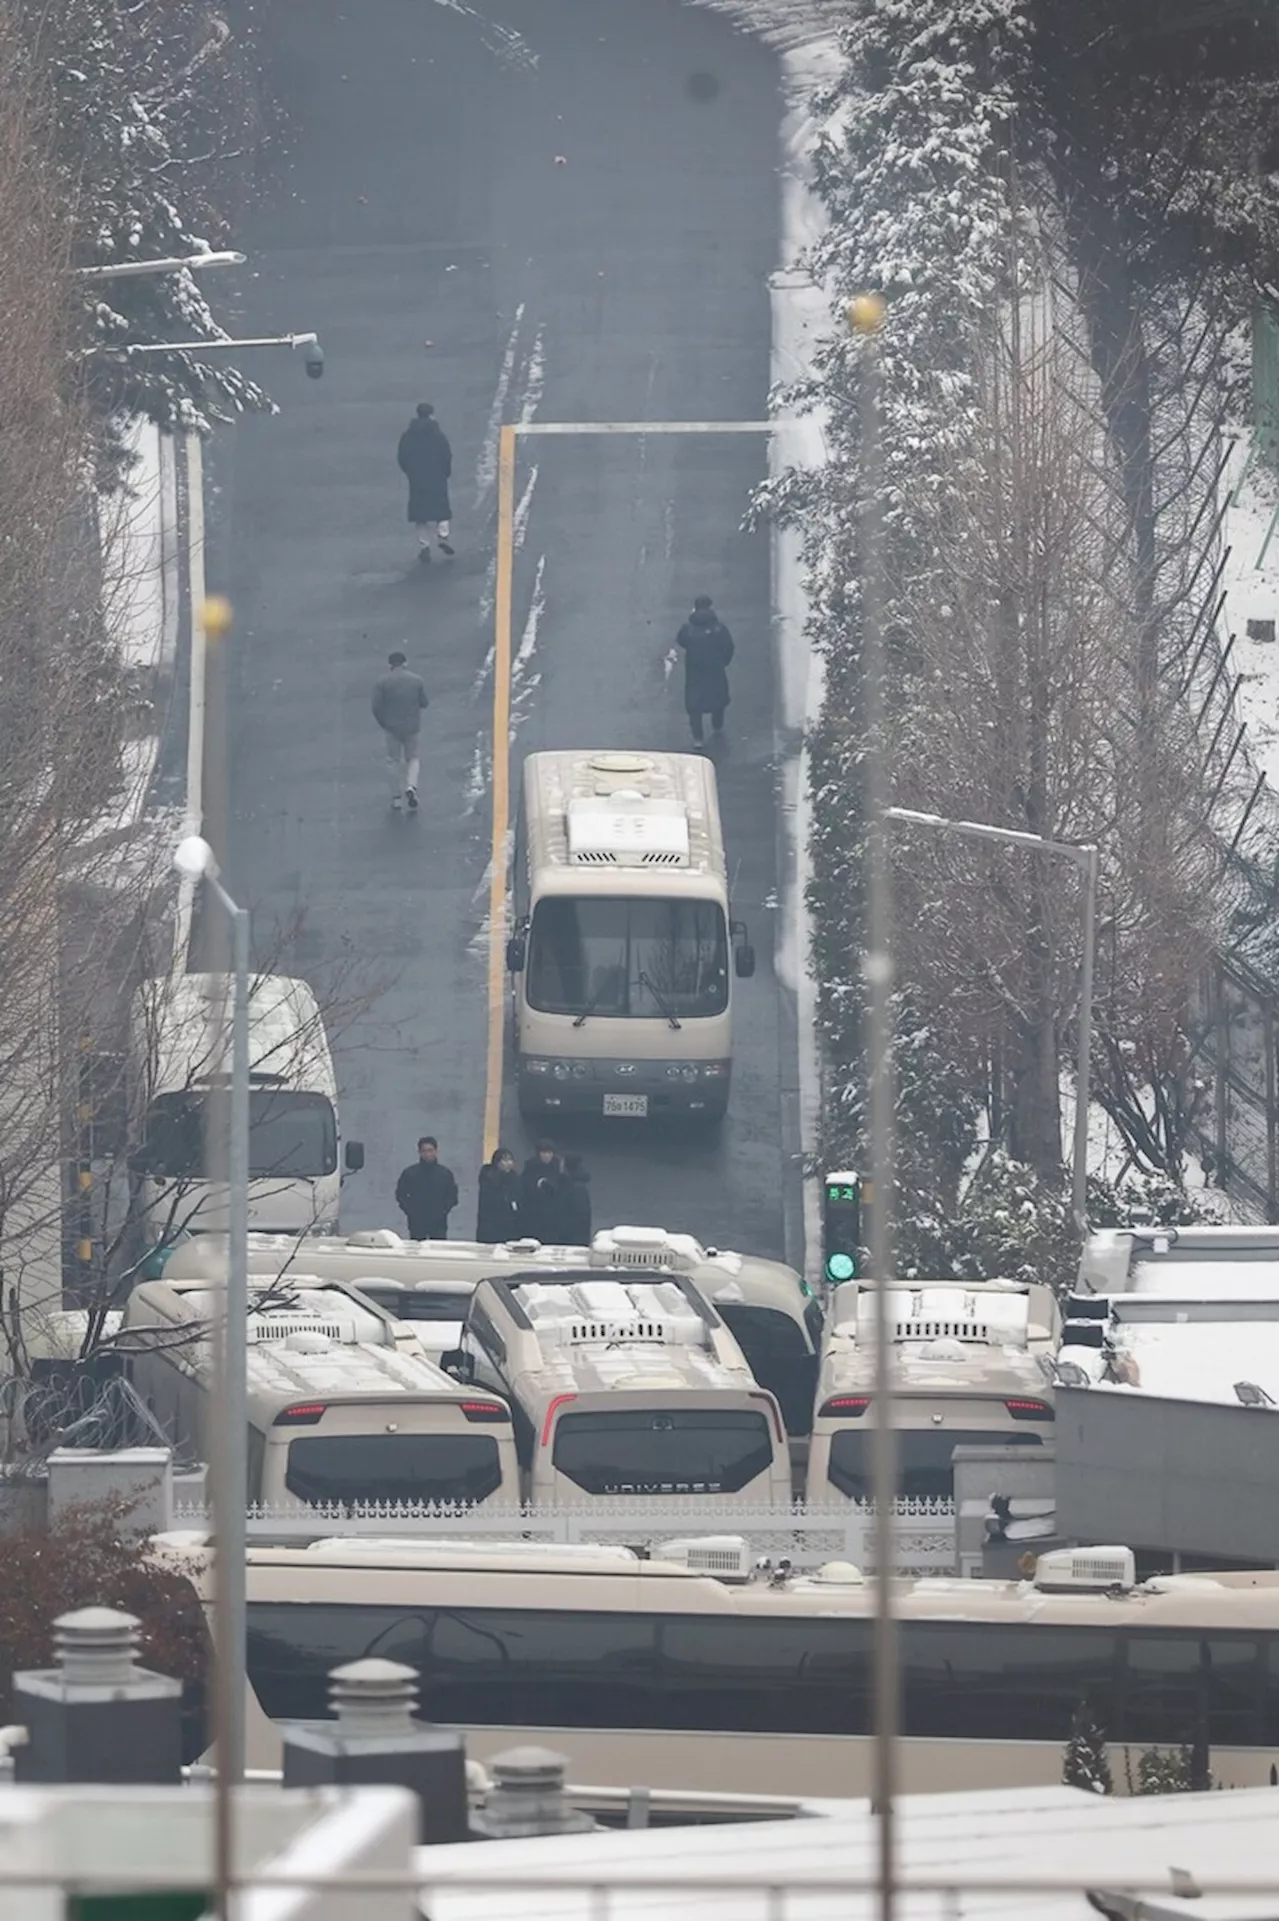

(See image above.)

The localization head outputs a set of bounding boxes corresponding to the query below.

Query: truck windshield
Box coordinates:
[526,897,728,1019]
[141,1090,338,1179]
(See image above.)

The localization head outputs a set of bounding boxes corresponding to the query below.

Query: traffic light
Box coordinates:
[823,1170,869,1284]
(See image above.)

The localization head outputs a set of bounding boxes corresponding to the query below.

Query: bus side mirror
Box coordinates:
[442,1347,473,1382]
[344,1140,365,1174]
[734,943,756,980]
[505,934,526,973]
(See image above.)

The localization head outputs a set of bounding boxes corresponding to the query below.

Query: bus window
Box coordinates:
[283,1432,504,1508]
[902,1621,1118,1743]
[526,898,729,1019]
[829,1425,1047,1501]
[551,1407,773,1496]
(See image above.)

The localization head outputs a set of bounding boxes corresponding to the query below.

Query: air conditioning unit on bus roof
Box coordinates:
[590,1226,705,1269]
[566,793,690,867]
[1033,1546,1136,1593]
[657,1535,753,1581]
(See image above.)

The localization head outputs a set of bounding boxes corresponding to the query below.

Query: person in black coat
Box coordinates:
[553,1155,592,1246]
[396,402,454,563]
[394,1136,459,1239]
[676,595,735,743]
[519,1141,563,1243]
[476,1146,521,1243]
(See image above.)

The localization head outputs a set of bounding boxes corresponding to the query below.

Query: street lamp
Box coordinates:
[87,331,325,377]
[885,807,1100,1236]
[76,251,247,280]
[171,832,249,1796]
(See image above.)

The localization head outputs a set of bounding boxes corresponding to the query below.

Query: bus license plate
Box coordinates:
[603,1094,648,1118]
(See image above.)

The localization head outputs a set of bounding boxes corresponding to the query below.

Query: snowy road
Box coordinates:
[207,0,798,1254]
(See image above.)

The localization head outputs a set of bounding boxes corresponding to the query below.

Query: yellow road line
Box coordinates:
[483,423,517,1161]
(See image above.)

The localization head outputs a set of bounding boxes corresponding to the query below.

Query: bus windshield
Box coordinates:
[526,897,728,1019]
[552,1407,772,1495]
[141,1090,338,1179]
[284,1432,503,1507]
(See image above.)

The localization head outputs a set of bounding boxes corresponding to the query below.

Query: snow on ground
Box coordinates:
[1219,428,1278,794]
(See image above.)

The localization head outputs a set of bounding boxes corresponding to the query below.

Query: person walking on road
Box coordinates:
[476,1146,521,1243]
[372,649,428,812]
[519,1141,563,1243]
[676,594,735,743]
[397,402,454,562]
[553,1154,592,1245]
[395,1136,459,1240]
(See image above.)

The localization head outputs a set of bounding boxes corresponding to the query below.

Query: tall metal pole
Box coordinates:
[853,292,898,1921]
[1071,845,1099,1237]
[216,876,251,1789]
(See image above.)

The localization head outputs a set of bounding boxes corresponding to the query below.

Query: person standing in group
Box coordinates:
[397,401,454,563]
[371,649,428,812]
[553,1154,592,1245]
[519,1140,562,1243]
[676,594,735,743]
[476,1145,521,1242]
[395,1136,459,1240]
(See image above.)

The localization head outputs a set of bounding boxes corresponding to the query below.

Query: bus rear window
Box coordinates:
[553,1408,773,1495]
[284,1432,502,1507]
[828,1426,1047,1502]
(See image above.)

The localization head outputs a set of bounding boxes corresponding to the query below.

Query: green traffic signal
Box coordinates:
[825,1251,856,1283]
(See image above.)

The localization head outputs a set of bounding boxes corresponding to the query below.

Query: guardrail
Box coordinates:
[169,1497,959,1575]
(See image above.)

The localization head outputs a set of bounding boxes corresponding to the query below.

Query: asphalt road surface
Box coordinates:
[211,0,800,1260]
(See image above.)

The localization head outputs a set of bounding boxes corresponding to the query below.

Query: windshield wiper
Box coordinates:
[572,983,612,1029]
[637,970,683,1031]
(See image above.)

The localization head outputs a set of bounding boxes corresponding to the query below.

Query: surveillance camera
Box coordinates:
[303,343,324,380]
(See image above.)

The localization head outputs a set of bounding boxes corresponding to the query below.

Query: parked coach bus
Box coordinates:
[505,751,755,1124]
[154,1537,1278,1795]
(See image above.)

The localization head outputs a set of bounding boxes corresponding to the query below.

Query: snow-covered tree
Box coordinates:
[769,0,1272,1266]
[17,0,272,479]
[1063,1700,1113,1795]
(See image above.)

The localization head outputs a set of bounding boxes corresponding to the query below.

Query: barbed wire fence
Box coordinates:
[0,1370,197,1476]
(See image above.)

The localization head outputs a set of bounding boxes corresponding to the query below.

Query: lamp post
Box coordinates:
[171,832,249,1822]
[885,807,1100,1235]
[76,251,247,280]
[85,332,325,378]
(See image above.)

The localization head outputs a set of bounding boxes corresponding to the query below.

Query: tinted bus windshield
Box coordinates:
[829,1427,1047,1501]
[142,1090,337,1179]
[284,1433,503,1507]
[526,897,728,1019]
[553,1408,772,1495]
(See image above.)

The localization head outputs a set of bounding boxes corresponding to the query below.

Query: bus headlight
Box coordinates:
[525,1059,551,1075]
[552,1062,572,1079]
[700,1061,729,1077]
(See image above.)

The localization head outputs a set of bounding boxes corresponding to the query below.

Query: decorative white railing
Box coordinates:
[169,1497,959,1576]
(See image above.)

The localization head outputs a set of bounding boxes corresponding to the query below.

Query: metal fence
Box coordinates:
[170,1496,960,1576]
[1189,952,1278,1220]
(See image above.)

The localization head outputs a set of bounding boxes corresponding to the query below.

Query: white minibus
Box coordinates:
[505,751,755,1123]
[129,972,364,1239]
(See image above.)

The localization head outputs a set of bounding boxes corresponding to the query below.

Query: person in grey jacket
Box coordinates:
[371,649,428,812]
